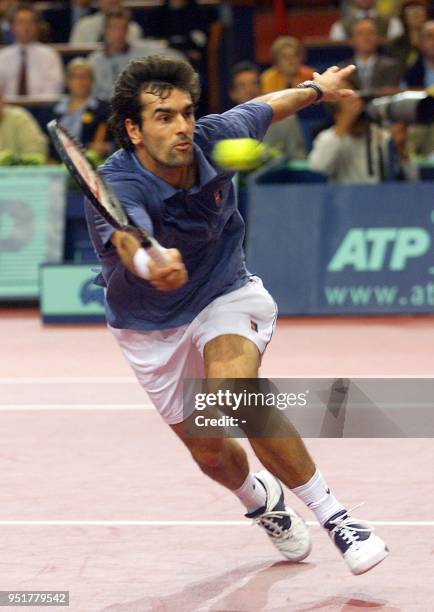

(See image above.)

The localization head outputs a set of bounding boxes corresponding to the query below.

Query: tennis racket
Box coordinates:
[47,120,169,266]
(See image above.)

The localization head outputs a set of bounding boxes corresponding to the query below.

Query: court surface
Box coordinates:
[1,309,434,611]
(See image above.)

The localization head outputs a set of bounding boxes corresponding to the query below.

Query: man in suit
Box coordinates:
[339,18,402,94]
[228,61,306,161]
[403,20,434,88]
[330,0,403,41]
[0,3,64,96]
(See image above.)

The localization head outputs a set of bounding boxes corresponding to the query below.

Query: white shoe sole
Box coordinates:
[346,539,389,575]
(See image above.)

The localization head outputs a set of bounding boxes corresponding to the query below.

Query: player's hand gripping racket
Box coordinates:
[47,120,169,271]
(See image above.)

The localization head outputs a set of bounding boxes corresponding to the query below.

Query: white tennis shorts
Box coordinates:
[109,276,277,425]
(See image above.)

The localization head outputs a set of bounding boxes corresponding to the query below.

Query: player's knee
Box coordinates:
[190,441,225,469]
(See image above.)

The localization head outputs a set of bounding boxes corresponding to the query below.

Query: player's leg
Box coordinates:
[204,333,317,488]
[196,279,388,574]
[169,422,248,491]
[202,332,312,562]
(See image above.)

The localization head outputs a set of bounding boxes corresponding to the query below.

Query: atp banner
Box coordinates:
[0,167,66,299]
[40,264,105,323]
[246,181,434,314]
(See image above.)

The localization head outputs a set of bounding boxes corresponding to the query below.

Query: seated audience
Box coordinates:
[261,37,315,94]
[407,124,434,158]
[70,0,142,45]
[0,0,16,44]
[0,3,64,97]
[308,94,418,183]
[147,0,216,70]
[339,18,402,93]
[0,87,48,160]
[229,61,306,160]
[88,10,183,101]
[43,0,94,44]
[402,20,434,87]
[330,0,403,41]
[386,0,428,71]
[49,58,111,159]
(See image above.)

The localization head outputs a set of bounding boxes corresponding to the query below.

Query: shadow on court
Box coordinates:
[101,560,315,612]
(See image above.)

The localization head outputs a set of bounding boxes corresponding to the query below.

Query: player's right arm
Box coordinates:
[112,231,188,292]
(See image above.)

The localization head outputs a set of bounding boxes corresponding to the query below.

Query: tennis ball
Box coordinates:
[212,138,267,171]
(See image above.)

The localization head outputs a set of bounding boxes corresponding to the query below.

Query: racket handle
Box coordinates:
[146,237,170,267]
[133,240,170,280]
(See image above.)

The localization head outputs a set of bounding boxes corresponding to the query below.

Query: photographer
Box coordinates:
[308,93,419,183]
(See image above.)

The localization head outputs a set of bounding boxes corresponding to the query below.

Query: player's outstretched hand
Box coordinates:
[313,65,356,102]
[148,248,188,292]
[112,231,188,291]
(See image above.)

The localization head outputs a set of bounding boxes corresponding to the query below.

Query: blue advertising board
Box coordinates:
[246,181,434,314]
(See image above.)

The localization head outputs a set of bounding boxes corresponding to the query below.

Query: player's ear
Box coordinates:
[124,118,142,146]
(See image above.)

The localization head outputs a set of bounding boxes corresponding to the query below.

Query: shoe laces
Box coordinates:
[328,503,373,547]
[251,509,292,538]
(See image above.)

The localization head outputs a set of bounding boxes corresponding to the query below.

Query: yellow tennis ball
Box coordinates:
[212,138,267,171]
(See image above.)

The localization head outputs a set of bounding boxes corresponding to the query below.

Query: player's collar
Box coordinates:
[131,144,218,198]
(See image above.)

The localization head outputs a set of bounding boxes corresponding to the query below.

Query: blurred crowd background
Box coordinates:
[0,0,433,176]
[2,0,434,314]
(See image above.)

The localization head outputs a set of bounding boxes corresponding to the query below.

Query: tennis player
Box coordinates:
[85,55,388,575]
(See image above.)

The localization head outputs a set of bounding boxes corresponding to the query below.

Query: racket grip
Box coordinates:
[146,238,170,267]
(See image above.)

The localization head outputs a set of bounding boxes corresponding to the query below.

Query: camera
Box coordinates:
[364,90,434,124]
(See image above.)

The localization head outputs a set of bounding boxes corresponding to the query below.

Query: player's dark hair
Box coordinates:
[229,62,260,88]
[109,55,201,151]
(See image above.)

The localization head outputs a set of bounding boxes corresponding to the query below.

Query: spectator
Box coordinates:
[49,58,111,159]
[260,37,315,94]
[402,20,434,87]
[70,0,142,45]
[386,0,428,72]
[308,94,418,183]
[0,3,64,97]
[330,0,403,41]
[147,0,216,69]
[88,10,183,101]
[407,123,434,158]
[43,0,94,44]
[229,61,306,160]
[339,19,402,93]
[0,87,48,160]
[0,0,16,44]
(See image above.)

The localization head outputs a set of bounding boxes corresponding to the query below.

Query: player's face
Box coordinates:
[130,88,196,169]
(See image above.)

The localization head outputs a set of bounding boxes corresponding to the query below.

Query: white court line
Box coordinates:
[0,404,153,411]
[1,375,434,385]
[0,520,431,526]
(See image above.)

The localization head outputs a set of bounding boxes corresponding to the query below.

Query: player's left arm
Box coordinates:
[253,64,356,123]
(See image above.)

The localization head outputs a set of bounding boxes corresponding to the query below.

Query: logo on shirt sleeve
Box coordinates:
[250,320,258,332]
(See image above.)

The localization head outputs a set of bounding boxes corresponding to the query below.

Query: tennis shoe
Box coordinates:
[245,470,311,562]
[324,509,389,575]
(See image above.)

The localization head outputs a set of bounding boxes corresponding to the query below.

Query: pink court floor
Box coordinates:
[1,309,434,612]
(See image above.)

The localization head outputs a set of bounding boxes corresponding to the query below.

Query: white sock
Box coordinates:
[292,469,346,526]
[233,472,267,513]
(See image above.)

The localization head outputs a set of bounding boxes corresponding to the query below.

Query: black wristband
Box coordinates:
[296,80,323,103]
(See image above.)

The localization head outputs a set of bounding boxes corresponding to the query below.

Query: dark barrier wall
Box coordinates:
[245,181,434,315]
